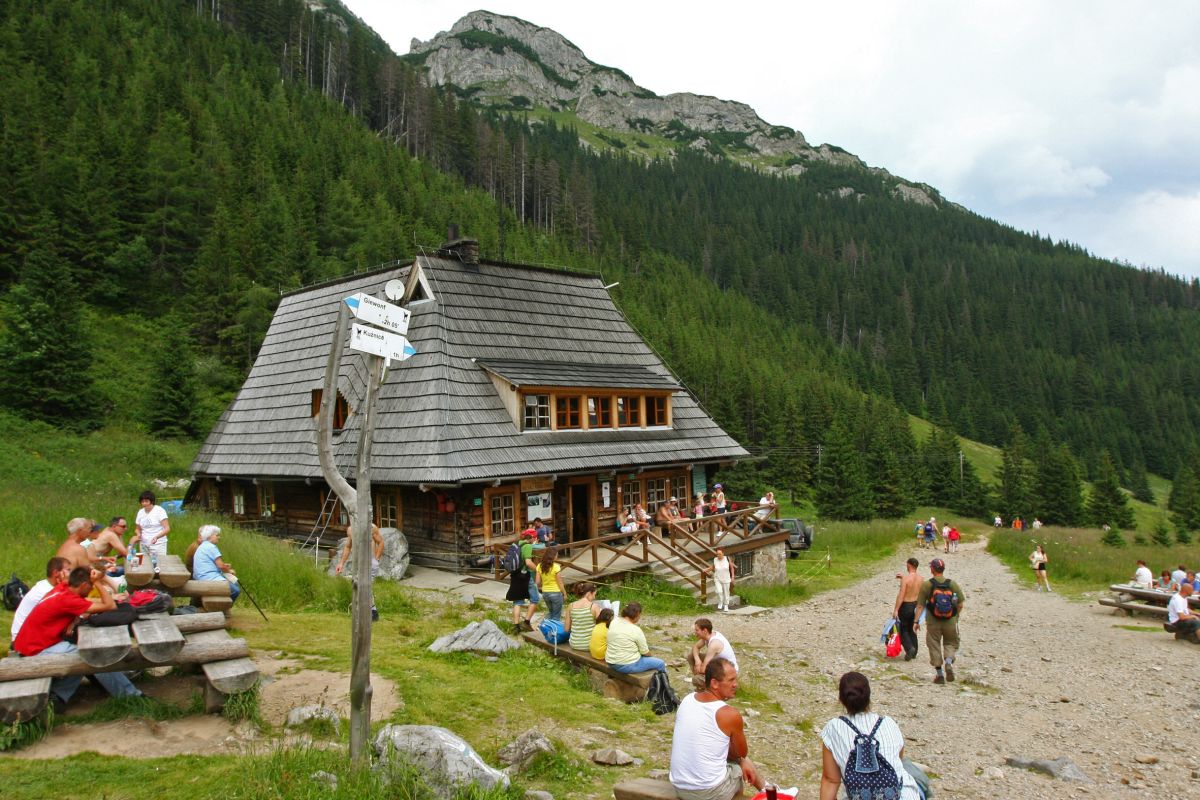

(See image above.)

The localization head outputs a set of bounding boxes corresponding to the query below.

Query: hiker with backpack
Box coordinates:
[670,659,763,800]
[915,558,965,685]
[505,529,539,633]
[819,671,922,799]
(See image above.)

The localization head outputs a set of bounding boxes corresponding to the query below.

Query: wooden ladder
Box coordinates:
[301,491,340,565]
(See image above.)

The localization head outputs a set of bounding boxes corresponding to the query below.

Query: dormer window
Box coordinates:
[523,394,550,429]
[588,397,612,428]
[311,389,350,431]
[555,396,582,429]
[648,395,669,427]
[616,396,641,427]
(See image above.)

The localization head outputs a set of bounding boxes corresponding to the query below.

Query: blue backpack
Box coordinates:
[839,716,902,800]
[539,618,569,646]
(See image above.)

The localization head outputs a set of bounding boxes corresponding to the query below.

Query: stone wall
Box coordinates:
[737,542,787,587]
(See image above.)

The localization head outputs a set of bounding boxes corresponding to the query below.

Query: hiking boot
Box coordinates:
[513,624,523,635]
[932,674,945,685]
[519,619,533,632]
[944,661,955,682]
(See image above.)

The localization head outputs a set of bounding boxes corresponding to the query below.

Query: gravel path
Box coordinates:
[689,536,1200,798]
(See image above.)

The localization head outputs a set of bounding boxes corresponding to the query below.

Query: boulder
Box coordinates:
[286,705,342,733]
[428,620,520,655]
[310,771,338,789]
[1004,757,1091,782]
[592,747,634,766]
[327,527,410,581]
[498,728,555,770]
[375,725,510,796]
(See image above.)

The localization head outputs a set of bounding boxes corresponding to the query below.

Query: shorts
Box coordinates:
[1035,563,1046,571]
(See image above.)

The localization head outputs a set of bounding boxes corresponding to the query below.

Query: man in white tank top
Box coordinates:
[669,659,763,800]
[687,618,738,690]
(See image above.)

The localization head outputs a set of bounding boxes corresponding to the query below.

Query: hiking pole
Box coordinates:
[235,579,269,622]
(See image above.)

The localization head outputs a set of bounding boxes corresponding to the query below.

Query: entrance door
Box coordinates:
[569,482,593,544]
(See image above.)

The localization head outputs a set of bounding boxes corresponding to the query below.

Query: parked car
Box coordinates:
[782,518,814,553]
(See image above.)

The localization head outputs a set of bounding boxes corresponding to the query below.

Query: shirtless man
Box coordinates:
[892,557,922,661]
[56,517,99,570]
[90,517,130,575]
[335,523,386,622]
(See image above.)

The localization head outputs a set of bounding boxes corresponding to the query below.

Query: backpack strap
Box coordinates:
[838,715,864,736]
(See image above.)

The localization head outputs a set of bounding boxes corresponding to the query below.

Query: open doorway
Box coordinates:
[568,481,593,545]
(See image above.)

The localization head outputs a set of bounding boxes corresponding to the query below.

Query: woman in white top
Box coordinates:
[708,548,735,612]
[1029,544,1051,592]
[820,671,920,800]
[134,490,170,560]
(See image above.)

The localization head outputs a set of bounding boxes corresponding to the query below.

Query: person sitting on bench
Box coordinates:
[1167,583,1200,643]
[669,659,763,800]
[13,566,141,711]
[606,602,666,675]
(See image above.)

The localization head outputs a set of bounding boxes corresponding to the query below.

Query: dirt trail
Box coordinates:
[704,536,1199,797]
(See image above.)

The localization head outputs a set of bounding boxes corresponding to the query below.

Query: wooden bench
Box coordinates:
[519,631,656,702]
[613,778,677,800]
[126,554,191,589]
[1107,584,1200,608]
[0,612,258,721]
[125,555,233,613]
[1098,597,1168,617]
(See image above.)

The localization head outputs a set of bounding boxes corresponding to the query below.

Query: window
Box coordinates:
[621,481,641,510]
[490,492,516,538]
[375,488,399,528]
[258,483,275,518]
[233,488,245,516]
[523,394,550,430]
[645,478,667,512]
[733,552,754,578]
[588,396,613,428]
[671,476,689,508]
[616,396,641,427]
[311,389,350,430]
[648,396,669,426]
[555,395,582,429]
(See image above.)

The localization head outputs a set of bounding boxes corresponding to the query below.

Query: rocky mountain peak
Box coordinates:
[408,10,939,206]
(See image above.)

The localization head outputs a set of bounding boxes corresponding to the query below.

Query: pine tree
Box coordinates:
[1127,460,1155,505]
[1087,451,1135,529]
[815,417,874,520]
[997,422,1034,521]
[1036,444,1083,526]
[1100,527,1126,547]
[0,240,96,429]
[1152,517,1173,547]
[1168,463,1200,532]
[146,318,198,438]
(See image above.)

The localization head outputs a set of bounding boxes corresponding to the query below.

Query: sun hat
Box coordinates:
[669,496,678,502]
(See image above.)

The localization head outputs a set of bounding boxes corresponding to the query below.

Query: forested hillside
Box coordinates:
[1,0,1196,522]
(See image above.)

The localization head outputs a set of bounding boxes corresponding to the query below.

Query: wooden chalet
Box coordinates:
[188,241,786,590]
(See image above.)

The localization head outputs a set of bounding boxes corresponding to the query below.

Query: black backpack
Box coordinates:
[839,716,902,800]
[2,574,29,611]
[646,671,680,715]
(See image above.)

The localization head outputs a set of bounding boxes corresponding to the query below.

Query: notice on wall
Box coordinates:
[526,491,552,521]
[691,465,707,498]
[601,481,611,509]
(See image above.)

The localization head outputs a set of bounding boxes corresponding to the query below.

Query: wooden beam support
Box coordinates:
[0,677,51,724]
[0,638,249,682]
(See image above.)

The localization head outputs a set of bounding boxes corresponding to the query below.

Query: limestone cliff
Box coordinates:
[408,10,939,205]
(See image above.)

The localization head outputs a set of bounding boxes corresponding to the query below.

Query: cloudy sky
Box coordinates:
[344,1,1200,279]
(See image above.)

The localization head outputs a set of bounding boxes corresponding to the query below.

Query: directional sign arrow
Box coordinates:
[344,292,411,335]
[349,323,417,362]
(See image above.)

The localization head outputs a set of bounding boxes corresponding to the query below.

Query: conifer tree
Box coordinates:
[1168,463,1200,532]
[1127,460,1155,505]
[1087,451,1135,529]
[1152,517,1173,547]
[815,417,873,520]
[0,240,96,429]
[1036,444,1083,526]
[146,318,198,438]
[998,422,1034,521]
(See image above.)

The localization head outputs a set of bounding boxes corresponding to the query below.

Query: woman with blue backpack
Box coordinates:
[819,672,927,800]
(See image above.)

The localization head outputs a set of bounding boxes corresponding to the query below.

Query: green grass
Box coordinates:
[987,524,1200,595]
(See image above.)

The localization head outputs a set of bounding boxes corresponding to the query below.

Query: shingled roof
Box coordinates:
[190,254,748,484]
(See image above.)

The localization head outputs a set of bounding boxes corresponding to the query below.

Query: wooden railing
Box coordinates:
[488,503,781,599]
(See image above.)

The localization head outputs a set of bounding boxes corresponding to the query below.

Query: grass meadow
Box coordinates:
[987,525,1200,595]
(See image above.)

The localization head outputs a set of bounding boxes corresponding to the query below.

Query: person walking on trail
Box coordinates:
[708,548,736,611]
[892,558,922,661]
[940,523,951,553]
[915,558,965,684]
[1029,543,1051,592]
[669,659,764,800]
[505,529,539,632]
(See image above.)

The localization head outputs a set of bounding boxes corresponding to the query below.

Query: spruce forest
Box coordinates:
[3,0,1200,525]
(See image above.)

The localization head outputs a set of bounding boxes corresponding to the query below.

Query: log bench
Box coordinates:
[1098,597,1169,617]
[613,777,677,800]
[519,631,656,702]
[125,556,233,614]
[0,612,258,722]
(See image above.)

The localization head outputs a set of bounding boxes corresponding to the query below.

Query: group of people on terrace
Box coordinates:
[617,486,778,538]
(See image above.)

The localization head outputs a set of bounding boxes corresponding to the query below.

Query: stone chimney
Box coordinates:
[439,225,479,265]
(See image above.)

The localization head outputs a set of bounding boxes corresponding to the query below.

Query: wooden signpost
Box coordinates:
[316,266,419,765]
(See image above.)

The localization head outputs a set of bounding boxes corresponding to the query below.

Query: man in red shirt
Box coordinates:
[14,566,141,710]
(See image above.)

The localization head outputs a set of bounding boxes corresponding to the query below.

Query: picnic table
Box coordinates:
[125,553,234,613]
[0,611,258,723]
[1099,584,1200,618]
